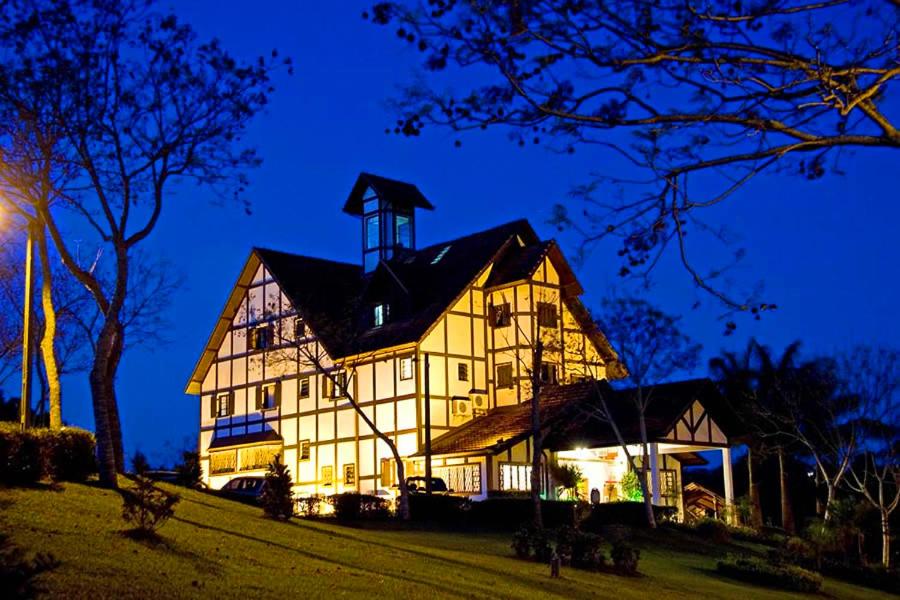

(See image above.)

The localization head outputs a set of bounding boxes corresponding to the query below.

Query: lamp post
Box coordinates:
[19,220,34,430]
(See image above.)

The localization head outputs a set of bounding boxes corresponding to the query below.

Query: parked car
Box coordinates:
[216,476,267,503]
[404,476,449,494]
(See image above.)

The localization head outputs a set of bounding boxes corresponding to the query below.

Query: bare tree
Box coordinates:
[595,295,701,527]
[840,346,899,568]
[0,0,287,486]
[366,0,900,312]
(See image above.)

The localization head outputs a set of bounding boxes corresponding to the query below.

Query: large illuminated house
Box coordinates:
[186,173,737,518]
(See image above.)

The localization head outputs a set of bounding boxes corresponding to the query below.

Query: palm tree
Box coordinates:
[752,341,802,534]
[710,343,763,529]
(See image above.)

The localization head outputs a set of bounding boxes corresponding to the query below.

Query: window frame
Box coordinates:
[215,392,231,418]
[343,463,356,486]
[329,371,347,399]
[539,362,558,385]
[373,303,389,328]
[299,440,311,462]
[458,362,469,382]
[249,323,272,351]
[321,465,334,486]
[489,303,511,328]
[537,301,558,328]
[496,362,514,388]
[259,382,279,411]
[399,356,414,381]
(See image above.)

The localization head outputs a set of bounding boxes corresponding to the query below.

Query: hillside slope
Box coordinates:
[0,483,887,599]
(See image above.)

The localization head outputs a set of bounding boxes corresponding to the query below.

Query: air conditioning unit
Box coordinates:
[451,398,471,416]
[470,394,487,411]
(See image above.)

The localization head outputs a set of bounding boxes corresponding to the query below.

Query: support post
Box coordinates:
[424,352,432,495]
[722,447,735,524]
[19,223,35,431]
[650,442,661,505]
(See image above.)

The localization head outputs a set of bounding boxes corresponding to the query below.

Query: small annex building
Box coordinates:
[185,173,738,518]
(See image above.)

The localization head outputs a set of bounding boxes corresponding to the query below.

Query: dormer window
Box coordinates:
[374,303,389,328]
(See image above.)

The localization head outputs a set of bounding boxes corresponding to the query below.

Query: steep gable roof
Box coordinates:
[343,172,434,215]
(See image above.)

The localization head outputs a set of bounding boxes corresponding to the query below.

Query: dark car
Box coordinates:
[217,476,267,503]
[405,476,449,494]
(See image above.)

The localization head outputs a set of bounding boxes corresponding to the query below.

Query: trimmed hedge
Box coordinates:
[469,498,576,530]
[328,493,390,521]
[0,424,96,484]
[408,493,470,523]
[717,556,822,593]
[580,502,676,531]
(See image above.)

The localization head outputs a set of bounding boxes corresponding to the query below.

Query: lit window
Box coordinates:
[431,245,451,264]
[321,465,333,486]
[374,303,389,327]
[363,196,379,214]
[539,363,558,385]
[395,213,411,248]
[496,363,513,388]
[458,363,469,382]
[537,302,557,328]
[299,440,310,461]
[343,463,356,486]
[399,356,414,380]
[258,383,278,410]
[500,463,532,491]
[366,214,380,250]
[299,377,310,399]
[490,303,511,328]
[215,393,231,418]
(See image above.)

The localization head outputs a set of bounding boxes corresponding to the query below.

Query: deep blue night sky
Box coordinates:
[17,2,898,465]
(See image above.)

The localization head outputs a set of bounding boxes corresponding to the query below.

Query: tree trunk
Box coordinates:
[747,444,763,529]
[34,225,62,430]
[90,322,118,488]
[637,410,657,529]
[881,510,891,568]
[823,481,836,524]
[778,447,795,534]
[530,341,544,530]
[106,321,126,472]
[815,469,824,517]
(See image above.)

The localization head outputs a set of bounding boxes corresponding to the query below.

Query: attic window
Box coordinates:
[431,245,451,264]
[374,303,389,328]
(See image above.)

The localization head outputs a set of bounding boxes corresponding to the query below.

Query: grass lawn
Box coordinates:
[0,482,890,599]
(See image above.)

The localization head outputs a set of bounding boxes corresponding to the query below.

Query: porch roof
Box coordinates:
[423,378,735,457]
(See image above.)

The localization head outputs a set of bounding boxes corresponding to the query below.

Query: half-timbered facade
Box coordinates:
[186,173,736,514]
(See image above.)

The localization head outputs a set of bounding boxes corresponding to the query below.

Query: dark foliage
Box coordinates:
[717,555,822,593]
[611,541,641,575]
[580,502,676,531]
[329,493,390,521]
[555,525,605,570]
[130,451,150,477]
[120,477,180,538]
[260,457,294,520]
[296,495,324,518]
[469,498,575,530]
[0,532,58,598]
[0,425,95,484]
[820,562,900,595]
[407,494,469,523]
[175,451,202,488]
[693,517,731,544]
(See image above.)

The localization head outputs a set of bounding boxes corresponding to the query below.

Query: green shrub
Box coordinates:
[260,457,294,520]
[0,425,95,485]
[716,556,822,593]
[510,526,552,562]
[469,498,575,529]
[580,502,674,530]
[43,428,95,482]
[175,451,202,488]
[121,477,180,539]
[408,494,469,523]
[822,562,900,595]
[0,532,59,597]
[570,529,604,570]
[296,495,324,517]
[611,541,640,575]
[329,493,389,521]
[693,517,730,544]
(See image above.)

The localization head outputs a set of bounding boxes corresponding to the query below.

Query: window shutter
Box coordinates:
[275,381,282,408]
[209,396,216,419]
[255,386,263,410]
[227,392,235,416]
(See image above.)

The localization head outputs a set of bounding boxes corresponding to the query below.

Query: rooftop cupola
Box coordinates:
[344,172,435,273]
